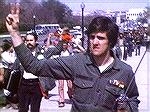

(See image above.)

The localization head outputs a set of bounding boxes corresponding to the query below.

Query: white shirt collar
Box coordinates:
[98,57,114,73]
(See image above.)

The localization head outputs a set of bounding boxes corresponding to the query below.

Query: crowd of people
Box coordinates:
[119,30,145,61]
[0,3,147,112]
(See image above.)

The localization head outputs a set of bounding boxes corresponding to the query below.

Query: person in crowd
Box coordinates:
[112,43,122,60]
[39,34,57,99]
[71,34,86,54]
[46,27,74,107]
[43,34,54,50]
[122,32,128,61]
[58,42,73,107]
[1,40,18,109]
[0,46,4,89]
[6,4,140,112]
[134,32,142,56]
[126,32,134,57]
[16,32,44,112]
[41,31,71,100]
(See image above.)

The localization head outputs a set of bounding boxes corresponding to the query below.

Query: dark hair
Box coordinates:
[26,31,38,41]
[1,39,12,51]
[86,16,119,48]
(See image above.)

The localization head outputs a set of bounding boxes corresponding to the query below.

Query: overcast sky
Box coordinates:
[58,0,149,12]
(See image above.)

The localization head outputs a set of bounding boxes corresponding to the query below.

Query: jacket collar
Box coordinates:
[85,50,121,71]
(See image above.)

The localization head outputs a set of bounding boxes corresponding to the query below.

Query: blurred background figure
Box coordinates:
[58,43,73,107]
[0,46,4,89]
[17,32,44,112]
[58,27,74,107]
[134,32,142,56]
[1,39,18,109]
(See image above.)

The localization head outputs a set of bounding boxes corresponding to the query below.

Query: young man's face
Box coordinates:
[25,35,36,49]
[89,32,110,57]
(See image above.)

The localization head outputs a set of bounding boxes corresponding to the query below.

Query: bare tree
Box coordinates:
[0,0,9,33]
[41,0,73,26]
[19,0,40,30]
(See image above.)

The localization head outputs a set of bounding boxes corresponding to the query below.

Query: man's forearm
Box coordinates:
[10,31,23,47]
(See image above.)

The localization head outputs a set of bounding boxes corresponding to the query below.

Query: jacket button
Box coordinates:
[82,83,85,87]
[96,89,100,93]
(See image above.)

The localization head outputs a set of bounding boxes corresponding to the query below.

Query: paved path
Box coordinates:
[0,46,149,112]
[123,47,150,112]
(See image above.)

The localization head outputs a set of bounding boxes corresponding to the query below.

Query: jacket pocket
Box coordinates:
[102,84,125,109]
[73,75,95,103]
[74,76,94,88]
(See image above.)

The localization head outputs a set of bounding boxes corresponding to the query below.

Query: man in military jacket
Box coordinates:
[6,4,140,112]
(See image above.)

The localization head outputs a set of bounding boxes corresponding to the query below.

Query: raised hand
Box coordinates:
[6,3,20,33]
[6,3,23,47]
